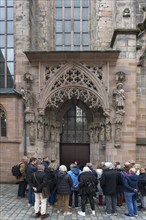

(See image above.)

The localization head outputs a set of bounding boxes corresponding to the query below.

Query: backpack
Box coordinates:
[86,179,97,195]
[11,164,22,177]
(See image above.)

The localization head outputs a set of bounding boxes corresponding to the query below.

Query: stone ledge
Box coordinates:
[110,29,140,48]
[136,138,146,145]
[24,50,121,63]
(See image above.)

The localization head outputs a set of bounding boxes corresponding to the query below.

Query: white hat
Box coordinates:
[105,162,114,169]
[82,166,91,172]
[59,165,67,172]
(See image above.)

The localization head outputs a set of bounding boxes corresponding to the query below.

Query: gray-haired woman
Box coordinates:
[56,165,73,216]
[78,166,98,217]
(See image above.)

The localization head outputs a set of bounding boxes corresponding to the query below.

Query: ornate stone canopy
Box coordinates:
[38,62,110,114]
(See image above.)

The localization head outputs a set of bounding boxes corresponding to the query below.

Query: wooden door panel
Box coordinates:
[60,144,89,170]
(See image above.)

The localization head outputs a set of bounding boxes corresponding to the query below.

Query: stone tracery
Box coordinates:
[51,68,98,92]
[47,87,102,109]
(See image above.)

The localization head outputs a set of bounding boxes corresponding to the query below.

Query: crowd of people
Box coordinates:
[15,156,146,219]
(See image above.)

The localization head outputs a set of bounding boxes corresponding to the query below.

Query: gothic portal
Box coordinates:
[22,51,127,166]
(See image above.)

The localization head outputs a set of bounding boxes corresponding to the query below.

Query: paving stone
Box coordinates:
[0,184,146,220]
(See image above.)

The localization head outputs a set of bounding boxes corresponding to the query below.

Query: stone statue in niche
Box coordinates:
[25,90,33,109]
[115,125,121,148]
[115,126,121,142]
[55,126,60,143]
[106,123,111,142]
[115,112,124,124]
[100,125,105,142]
[44,124,50,141]
[37,122,44,140]
[89,127,94,143]
[50,125,55,142]
[29,122,35,145]
[21,88,33,109]
[113,83,125,112]
[94,126,99,143]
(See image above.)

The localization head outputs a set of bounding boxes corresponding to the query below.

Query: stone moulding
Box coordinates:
[110,28,140,48]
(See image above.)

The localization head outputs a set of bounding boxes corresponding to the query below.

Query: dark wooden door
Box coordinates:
[60,143,90,170]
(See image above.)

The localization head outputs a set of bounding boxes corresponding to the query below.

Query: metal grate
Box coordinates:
[61,105,89,143]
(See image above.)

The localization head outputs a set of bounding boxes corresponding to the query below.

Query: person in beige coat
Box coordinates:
[17,156,28,198]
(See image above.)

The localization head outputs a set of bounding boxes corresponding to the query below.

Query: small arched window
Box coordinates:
[0,108,7,137]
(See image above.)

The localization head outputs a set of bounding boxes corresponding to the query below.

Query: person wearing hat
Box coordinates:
[100,162,122,216]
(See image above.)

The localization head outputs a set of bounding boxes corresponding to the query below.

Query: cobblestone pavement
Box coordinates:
[0,184,146,220]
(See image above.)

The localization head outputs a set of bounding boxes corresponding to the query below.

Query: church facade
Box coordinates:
[0,0,146,182]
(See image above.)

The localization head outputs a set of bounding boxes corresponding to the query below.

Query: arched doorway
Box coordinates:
[60,104,90,169]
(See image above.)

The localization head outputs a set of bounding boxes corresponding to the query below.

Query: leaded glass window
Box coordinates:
[0,108,7,137]
[61,105,89,143]
[0,0,14,88]
[56,0,89,51]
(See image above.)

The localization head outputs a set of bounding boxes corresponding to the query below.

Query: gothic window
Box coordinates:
[56,0,89,51]
[0,0,14,88]
[61,105,89,143]
[0,108,7,137]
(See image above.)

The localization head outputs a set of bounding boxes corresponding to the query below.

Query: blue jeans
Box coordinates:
[105,194,117,214]
[125,192,137,216]
[18,179,27,197]
[28,186,35,206]
[48,192,57,205]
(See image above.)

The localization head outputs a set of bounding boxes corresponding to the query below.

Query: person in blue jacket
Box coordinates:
[68,163,81,208]
[123,167,139,218]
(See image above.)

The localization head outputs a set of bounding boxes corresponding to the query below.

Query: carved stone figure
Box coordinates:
[29,122,35,145]
[44,124,50,141]
[114,83,125,112]
[106,124,111,142]
[94,126,99,143]
[55,126,60,142]
[50,125,55,142]
[89,127,94,143]
[100,126,105,142]
[115,126,121,142]
[37,122,44,140]
[21,89,33,109]
[115,71,125,84]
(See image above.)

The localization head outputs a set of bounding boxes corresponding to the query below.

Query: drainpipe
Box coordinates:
[23,103,27,155]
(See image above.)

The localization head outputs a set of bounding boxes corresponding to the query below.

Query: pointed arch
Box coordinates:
[38,62,109,114]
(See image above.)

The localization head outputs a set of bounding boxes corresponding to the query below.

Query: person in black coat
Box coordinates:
[100,162,122,216]
[46,161,59,206]
[29,164,50,219]
[138,167,146,211]
[26,157,38,207]
[78,166,98,217]
[55,165,73,216]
